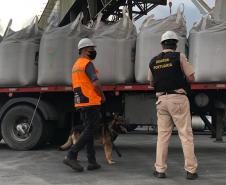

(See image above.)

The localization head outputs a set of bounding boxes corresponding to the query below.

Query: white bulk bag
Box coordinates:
[92,8,137,84]
[38,13,93,86]
[135,5,187,83]
[0,17,42,87]
[189,15,226,82]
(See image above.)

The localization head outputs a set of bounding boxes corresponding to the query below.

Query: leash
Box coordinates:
[112,141,122,157]
[111,133,122,157]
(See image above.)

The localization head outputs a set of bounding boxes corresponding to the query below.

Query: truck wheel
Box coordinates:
[1,105,46,150]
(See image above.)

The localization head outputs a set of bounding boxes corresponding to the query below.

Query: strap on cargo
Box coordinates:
[201,14,212,30]
[176,3,184,24]
[70,12,84,31]
[95,12,103,30]
[26,16,39,34]
[141,14,155,29]
[122,6,129,28]
[3,19,12,38]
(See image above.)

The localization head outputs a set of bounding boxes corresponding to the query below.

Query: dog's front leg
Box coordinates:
[101,135,115,165]
[72,132,80,145]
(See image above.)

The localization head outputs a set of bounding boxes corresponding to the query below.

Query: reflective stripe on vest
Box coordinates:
[72,58,101,107]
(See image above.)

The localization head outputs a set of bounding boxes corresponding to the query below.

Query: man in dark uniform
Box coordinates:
[148,31,198,180]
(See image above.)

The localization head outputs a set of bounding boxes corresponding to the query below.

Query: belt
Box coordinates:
[160,91,186,96]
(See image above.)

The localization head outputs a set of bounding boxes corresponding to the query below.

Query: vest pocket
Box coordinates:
[74,87,89,104]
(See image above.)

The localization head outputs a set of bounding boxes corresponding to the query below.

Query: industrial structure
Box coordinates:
[39,0,167,27]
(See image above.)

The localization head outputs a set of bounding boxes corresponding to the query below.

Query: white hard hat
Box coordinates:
[161,31,178,43]
[78,38,95,50]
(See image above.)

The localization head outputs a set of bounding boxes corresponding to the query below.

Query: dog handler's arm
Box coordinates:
[86,62,106,103]
[93,80,106,103]
[85,62,106,103]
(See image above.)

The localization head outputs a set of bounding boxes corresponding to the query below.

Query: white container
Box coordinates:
[38,13,93,86]
[135,5,187,83]
[0,17,42,87]
[189,15,226,82]
[92,8,137,84]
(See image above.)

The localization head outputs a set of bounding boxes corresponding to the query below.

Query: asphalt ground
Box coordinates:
[0,133,226,185]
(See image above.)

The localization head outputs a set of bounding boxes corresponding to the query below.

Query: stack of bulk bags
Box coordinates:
[0,17,42,87]
[189,15,226,82]
[38,13,93,86]
[92,8,137,84]
[135,5,187,83]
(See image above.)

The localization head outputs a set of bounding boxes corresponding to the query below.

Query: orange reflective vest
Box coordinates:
[72,57,101,108]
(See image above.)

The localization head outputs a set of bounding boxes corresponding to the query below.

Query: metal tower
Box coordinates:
[59,0,167,26]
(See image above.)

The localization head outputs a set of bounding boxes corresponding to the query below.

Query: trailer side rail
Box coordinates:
[0,83,226,93]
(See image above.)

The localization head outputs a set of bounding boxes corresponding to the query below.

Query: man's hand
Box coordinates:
[93,80,106,104]
[101,95,106,104]
[187,73,195,83]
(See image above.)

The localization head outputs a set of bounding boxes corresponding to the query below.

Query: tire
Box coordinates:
[1,105,46,150]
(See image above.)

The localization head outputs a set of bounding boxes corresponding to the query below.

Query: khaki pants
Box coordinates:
[155,94,198,173]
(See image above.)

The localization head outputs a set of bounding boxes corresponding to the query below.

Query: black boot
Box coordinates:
[87,162,101,171]
[153,171,166,178]
[63,157,84,172]
[186,171,198,180]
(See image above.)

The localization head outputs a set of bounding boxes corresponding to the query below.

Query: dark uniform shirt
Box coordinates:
[148,49,194,97]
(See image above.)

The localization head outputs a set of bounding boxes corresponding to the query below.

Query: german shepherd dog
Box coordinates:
[59,114,127,165]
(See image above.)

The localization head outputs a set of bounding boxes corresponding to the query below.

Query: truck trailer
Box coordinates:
[0,82,225,150]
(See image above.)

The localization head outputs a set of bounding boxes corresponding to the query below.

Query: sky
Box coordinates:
[136,0,215,32]
[0,0,215,35]
[0,0,48,35]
